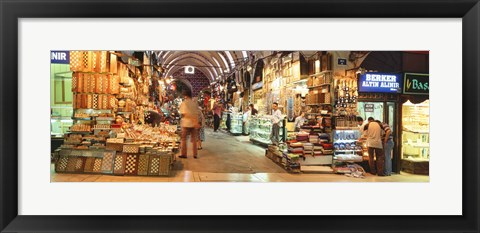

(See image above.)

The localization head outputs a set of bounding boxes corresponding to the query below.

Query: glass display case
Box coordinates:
[333,129,363,163]
[220,112,228,130]
[249,116,285,145]
[51,106,74,137]
[401,100,430,162]
[230,112,243,135]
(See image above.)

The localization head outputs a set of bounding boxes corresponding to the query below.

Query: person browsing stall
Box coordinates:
[294,112,306,132]
[363,117,385,176]
[375,120,393,176]
[270,102,283,145]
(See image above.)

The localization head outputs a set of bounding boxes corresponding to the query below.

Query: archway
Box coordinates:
[172,69,211,97]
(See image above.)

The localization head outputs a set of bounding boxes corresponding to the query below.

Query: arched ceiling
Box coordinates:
[155,51,250,82]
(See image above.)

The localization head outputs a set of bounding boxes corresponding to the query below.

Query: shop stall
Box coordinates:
[54,51,179,177]
[400,73,429,175]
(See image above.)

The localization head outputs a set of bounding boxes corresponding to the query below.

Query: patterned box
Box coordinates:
[110,75,120,94]
[87,94,93,109]
[95,74,102,93]
[93,94,99,109]
[123,144,139,154]
[101,151,115,174]
[124,154,139,176]
[95,51,108,73]
[74,157,86,172]
[84,157,96,173]
[106,142,124,152]
[158,154,172,176]
[66,156,78,172]
[109,53,117,74]
[93,158,103,173]
[102,75,109,94]
[148,155,161,176]
[55,155,69,172]
[137,154,149,176]
[113,153,126,175]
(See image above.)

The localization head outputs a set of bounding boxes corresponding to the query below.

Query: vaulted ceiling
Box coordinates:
[152,51,251,82]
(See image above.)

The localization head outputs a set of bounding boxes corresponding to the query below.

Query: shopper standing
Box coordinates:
[212,101,222,132]
[356,116,368,136]
[364,117,385,176]
[270,102,283,145]
[197,107,205,150]
[249,103,258,116]
[226,103,233,131]
[178,90,200,159]
[242,106,251,134]
[294,112,306,132]
[375,120,393,176]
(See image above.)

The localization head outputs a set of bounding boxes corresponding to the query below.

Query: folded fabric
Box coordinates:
[321,143,333,149]
[290,142,303,148]
[289,147,304,151]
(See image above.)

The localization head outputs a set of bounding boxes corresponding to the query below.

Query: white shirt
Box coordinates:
[179,98,199,128]
[365,121,383,149]
[242,111,251,123]
[359,121,368,136]
[271,109,283,126]
[294,116,306,129]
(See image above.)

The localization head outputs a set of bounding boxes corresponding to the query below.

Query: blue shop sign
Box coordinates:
[358,72,402,93]
[51,51,70,64]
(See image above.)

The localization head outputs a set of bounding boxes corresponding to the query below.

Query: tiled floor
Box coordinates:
[51,128,429,183]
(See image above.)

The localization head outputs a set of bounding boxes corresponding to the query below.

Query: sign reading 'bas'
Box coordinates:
[403,73,429,95]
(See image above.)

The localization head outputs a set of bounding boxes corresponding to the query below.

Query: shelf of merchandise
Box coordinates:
[308,83,331,89]
[332,128,362,173]
[66,131,92,134]
[309,70,333,77]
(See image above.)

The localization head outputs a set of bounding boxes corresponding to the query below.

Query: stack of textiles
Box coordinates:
[296,132,309,142]
[303,142,314,156]
[321,142,333,155]
[313,143,323,156]
[288,142,304,154]
[318,133,330,143]
[309,135,319,144]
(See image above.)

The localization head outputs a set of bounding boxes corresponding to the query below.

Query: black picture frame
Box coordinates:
[1,0,478,232]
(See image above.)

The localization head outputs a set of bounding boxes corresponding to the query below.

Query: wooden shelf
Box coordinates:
[309,70,333,77]
[308,83,331,89]
[306,103,331,106]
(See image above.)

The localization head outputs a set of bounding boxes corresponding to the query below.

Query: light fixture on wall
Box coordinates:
[185,66,195,74]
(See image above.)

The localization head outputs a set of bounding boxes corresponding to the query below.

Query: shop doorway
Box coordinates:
[357,101,398,172]
[357,101,395,127]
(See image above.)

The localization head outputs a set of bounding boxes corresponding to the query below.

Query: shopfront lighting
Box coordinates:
[247,65,252,71]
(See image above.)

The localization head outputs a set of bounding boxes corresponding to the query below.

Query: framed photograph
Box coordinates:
[1,0,479,232]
